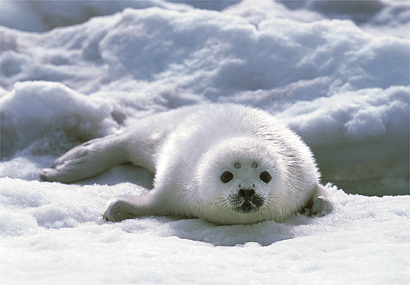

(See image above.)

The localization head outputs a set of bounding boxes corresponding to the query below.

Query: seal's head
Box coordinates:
[193,137,287,223]
[220,160,272,214]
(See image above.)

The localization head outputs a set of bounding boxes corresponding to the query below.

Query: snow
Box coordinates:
[0,0,409,284]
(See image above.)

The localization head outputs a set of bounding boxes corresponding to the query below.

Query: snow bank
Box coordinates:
[1,2,408,194]
[1,81,118,159]
[0,1,409,283]
[0,0,192,32]
[226,0,410,38]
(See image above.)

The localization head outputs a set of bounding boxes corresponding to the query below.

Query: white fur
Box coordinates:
[41,104,333,224]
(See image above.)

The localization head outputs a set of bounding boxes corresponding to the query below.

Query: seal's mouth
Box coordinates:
[234,202,259,213]
[228,193,264,214]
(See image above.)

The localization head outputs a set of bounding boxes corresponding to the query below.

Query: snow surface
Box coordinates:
[0,0,409,284]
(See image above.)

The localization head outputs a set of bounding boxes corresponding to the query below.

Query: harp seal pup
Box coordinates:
[40,104,333,225]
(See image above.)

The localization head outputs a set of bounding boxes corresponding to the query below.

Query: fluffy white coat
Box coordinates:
[41,104,333,224]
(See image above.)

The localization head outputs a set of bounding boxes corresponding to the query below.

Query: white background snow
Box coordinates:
[0,0,409,284]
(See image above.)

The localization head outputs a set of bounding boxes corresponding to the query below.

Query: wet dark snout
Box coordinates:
[227,189,264,213]
[235,189,264,213]
[238,189,255,200]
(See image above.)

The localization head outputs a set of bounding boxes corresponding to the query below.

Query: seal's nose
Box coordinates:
[238,189,255,200]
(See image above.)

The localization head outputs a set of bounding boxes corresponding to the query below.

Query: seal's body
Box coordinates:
[41,104,333,224]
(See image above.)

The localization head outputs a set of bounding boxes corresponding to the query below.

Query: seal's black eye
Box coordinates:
[221,171,234,183]
[260,171,271,183]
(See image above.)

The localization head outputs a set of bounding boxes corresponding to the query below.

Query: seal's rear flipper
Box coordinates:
[40,133,129,183]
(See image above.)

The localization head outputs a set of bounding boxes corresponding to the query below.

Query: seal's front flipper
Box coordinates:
[303,184,334,217]
[103,200,141,222]
[103,191,170,222]
[40,133,129,183]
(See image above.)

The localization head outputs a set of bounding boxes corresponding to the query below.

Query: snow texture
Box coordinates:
[0,0,409,284]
